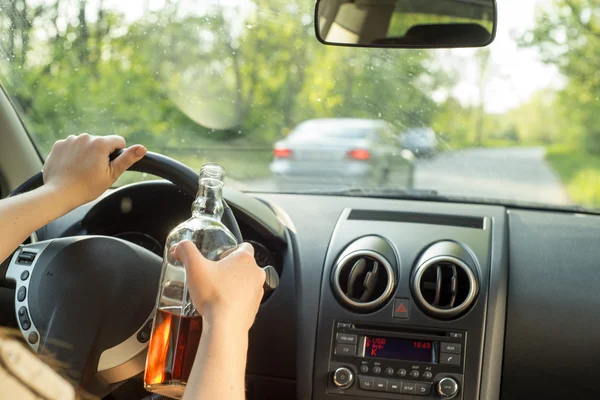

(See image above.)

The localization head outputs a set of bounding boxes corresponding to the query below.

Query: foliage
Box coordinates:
[522,0,600,154]
[546,145,600,208]
[0,0,447,159]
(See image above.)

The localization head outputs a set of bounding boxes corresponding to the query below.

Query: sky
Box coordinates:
[445,0,563,113]
[53,0,562,114]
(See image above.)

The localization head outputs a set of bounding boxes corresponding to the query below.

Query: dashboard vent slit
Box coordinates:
[347,259,367,299]
[434,265,442,307]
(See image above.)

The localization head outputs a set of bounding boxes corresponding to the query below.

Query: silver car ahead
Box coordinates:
[269,118,414,189]
[400,127,438,158]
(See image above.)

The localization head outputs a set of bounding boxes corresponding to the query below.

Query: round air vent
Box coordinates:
[412,256,478,319]
[332,250,396,312]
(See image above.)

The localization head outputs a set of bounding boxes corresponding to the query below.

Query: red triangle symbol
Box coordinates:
[396,303,407,313]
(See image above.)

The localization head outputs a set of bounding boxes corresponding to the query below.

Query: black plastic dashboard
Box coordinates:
[3,182,600,400]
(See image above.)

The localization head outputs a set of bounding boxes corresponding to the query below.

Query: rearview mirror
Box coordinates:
[314,0,497,48]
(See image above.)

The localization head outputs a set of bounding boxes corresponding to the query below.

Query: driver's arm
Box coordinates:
[0,134,146,264]
[172,241,266,400]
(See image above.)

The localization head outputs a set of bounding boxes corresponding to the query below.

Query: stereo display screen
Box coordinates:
[364,336,437,363]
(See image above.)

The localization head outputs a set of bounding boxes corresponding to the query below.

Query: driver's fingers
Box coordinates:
[98,135,127,151]
[110,145,146,176]
[173,240,211,284]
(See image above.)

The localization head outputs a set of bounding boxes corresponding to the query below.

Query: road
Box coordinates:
[242,147,571,206]
[414,147,571,205]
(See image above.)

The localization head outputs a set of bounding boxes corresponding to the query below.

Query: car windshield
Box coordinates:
[1,0,598,211]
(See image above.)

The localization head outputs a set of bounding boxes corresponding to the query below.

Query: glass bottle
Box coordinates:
[144,163,238,399]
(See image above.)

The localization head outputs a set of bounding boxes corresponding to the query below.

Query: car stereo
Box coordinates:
[328,321,466,399]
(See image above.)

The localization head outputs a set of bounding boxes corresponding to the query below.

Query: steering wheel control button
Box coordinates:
[373,378,388,392]
[17,251,36,265]
[423,371,433,380]
[437,377,459,399]
[385,367,394,376]
[28,332,39,345]
[416,382,432,396]
[137,319,153,343]
[17,286,26,302]
[440,353,461,366]
[372,366,382,374]
[359,365,369,373]
[441,342,462,354]
[359,376,374,390]
[20,270,30,281]
[410,370,420,378]
[336,333,357,345]
[393,298,410,319]
[335,344,356,356]
[401,381,416,394]
[18,308,31,331]
[332,367,354,389]
[389,380,402,393]
[397,368,407,377]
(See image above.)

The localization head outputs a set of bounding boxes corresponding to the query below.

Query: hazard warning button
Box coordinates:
[393,298,410,319]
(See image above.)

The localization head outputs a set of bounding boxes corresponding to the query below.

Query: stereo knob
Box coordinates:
[437,377,459,399]
[332,367,354,389]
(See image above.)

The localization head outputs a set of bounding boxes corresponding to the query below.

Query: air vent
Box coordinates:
[412,256,478,319]
[332,250,396,312]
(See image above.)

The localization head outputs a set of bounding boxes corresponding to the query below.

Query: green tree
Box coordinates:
[523,0,600,153]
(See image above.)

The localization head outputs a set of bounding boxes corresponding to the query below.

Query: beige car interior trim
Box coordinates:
[0,85,43,194]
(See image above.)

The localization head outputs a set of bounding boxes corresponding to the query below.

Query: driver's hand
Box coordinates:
[43,134,147,207]
[172,241,266,332]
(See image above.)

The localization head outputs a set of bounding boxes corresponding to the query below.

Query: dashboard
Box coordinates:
[3,181,600,400]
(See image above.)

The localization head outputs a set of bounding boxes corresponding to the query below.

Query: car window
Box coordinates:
[0,0,598,212]
[289,126,371,141]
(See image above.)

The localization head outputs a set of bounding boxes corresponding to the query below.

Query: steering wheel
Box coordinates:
[0,151,243,398]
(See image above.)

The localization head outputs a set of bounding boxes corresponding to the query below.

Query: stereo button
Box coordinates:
[359,376,374,390]
[360,365,369,373]
[401,381,416,394]
[423,371,433,380]
[374,378,388,392]
[385,367,394,376]
[437,377,459,399]
[336,333,357,345]
[389,380,402,393]
[335,344,356,356]
[416,383,432,396]
[372,366,382,374]
[410,370,420,378]
[397,368,407,377]
[332,367,354,389]
[441,342,462,354]
[440,353,460,366]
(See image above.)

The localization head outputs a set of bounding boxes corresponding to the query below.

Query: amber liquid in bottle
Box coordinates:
[144,308,203,396]
[144,163,238,398]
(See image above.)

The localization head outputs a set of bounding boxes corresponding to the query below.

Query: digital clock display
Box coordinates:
[364,336,437,363]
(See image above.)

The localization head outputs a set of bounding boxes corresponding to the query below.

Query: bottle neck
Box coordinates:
[191,179,224,219]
